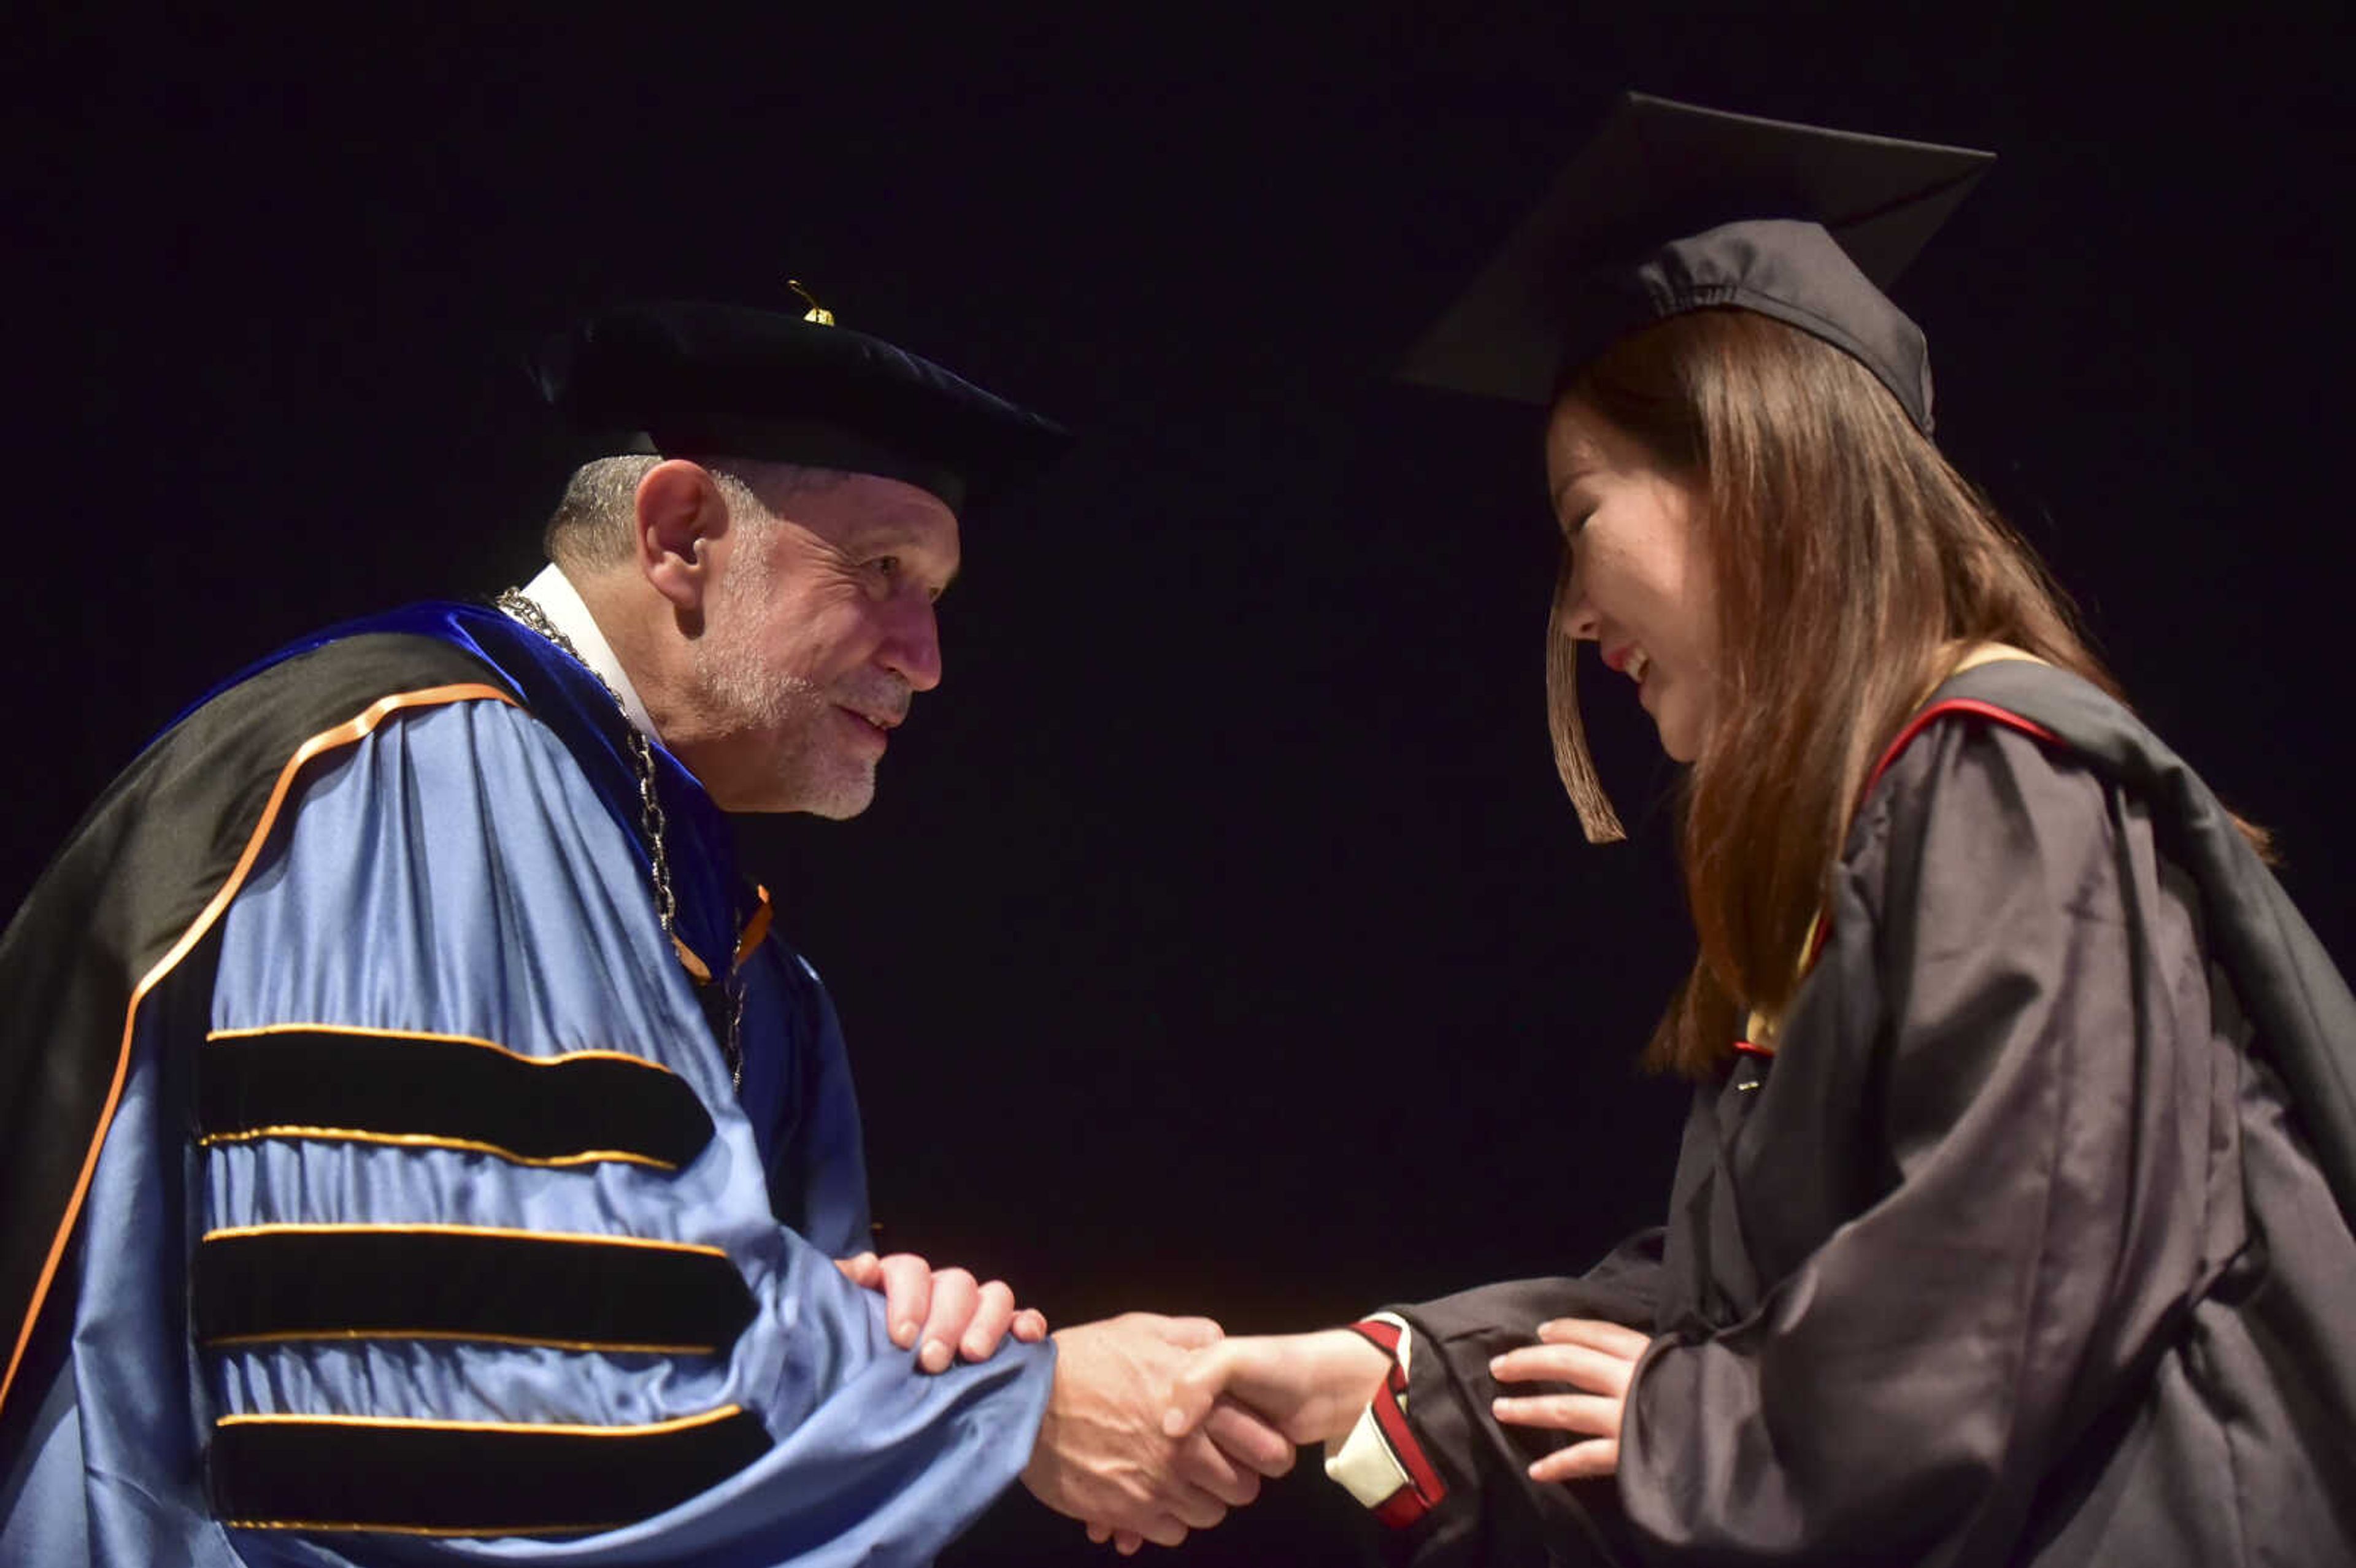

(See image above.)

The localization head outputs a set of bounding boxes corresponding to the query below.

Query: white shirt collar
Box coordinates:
[506,563,660,740]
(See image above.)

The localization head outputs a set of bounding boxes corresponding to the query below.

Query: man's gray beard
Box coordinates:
[691,605,878,819]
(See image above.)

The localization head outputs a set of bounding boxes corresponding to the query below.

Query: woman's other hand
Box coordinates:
[1489,1318,1649,1482]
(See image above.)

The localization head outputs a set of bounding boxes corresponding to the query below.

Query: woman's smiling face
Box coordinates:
[1545,394,1720,763]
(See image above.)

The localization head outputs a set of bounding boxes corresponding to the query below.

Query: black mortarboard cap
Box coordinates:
[537,297,1069,513]
[1401,94,1993,433]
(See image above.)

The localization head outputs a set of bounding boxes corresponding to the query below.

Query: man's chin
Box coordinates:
[795,790,876,822]
[728,765,879,818]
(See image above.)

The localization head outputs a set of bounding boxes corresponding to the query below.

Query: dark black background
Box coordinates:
[7,5,2349,1562]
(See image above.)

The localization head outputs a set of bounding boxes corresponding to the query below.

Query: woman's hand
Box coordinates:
[1488,1318,1649,1482]
[1163,1328,1395,1449]
[1069,1328,1388,1557]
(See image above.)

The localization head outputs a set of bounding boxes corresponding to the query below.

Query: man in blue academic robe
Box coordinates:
[0,299,1290,1565]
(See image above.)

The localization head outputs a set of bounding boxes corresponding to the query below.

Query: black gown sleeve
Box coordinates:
[1370,1231,1665,1565]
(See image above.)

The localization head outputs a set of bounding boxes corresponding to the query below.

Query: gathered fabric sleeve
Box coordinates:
[1332,1231,1666,1565]
[164,699,1050,1566]
[1607,719,2242,1565]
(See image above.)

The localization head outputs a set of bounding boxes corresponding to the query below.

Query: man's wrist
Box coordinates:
[1017,1330,1066,1482]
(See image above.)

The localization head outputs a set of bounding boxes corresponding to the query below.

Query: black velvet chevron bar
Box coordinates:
[194,1228,757,1353]
[198,1028,714,1168]
[209,1405,771,1534]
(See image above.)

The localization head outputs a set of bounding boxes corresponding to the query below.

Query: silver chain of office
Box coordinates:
[494,588,742,1088]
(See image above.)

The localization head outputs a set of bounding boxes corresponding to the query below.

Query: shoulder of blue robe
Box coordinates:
[180,601,750,981]
[0,628,514,1459]
[1895,659,2356,1232]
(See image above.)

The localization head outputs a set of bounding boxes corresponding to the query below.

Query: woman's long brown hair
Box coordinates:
[1547,309,2249,1079]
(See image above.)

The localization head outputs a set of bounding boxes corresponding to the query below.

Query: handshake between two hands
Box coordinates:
[1018,1313,1382,1556]
[840,1255,1647,1557]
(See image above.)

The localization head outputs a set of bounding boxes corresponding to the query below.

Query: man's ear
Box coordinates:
[633,459,731,613]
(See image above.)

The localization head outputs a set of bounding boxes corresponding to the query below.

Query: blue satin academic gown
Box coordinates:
[0,605,1050,1567]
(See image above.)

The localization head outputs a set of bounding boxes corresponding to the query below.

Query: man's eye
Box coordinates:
[871,556,900,578]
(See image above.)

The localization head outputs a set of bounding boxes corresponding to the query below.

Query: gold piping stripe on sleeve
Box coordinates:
[220,1519,615,1537]
[1,680,519,1420]
[199,1222,730,1259]
[205,1020,680,1078]
[215,1402,746,1439]
[202,1328,717,1356]
[194,1125,679,1172]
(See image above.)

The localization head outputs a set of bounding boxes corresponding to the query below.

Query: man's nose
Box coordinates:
[879,596,943,691]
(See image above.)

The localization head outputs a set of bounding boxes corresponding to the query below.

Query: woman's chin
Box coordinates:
[1651,710,1703,764]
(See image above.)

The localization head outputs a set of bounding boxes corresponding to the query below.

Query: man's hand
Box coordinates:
[834,1251,1048,1372]
[1163,1329,1393,1449]
[1022,1313,1296,1554]
[1488,1318,1648,1482]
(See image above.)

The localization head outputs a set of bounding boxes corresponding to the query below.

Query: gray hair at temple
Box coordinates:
[542,455,847,571]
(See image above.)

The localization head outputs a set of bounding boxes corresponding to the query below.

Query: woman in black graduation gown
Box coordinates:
[1155,96,2356,1566]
